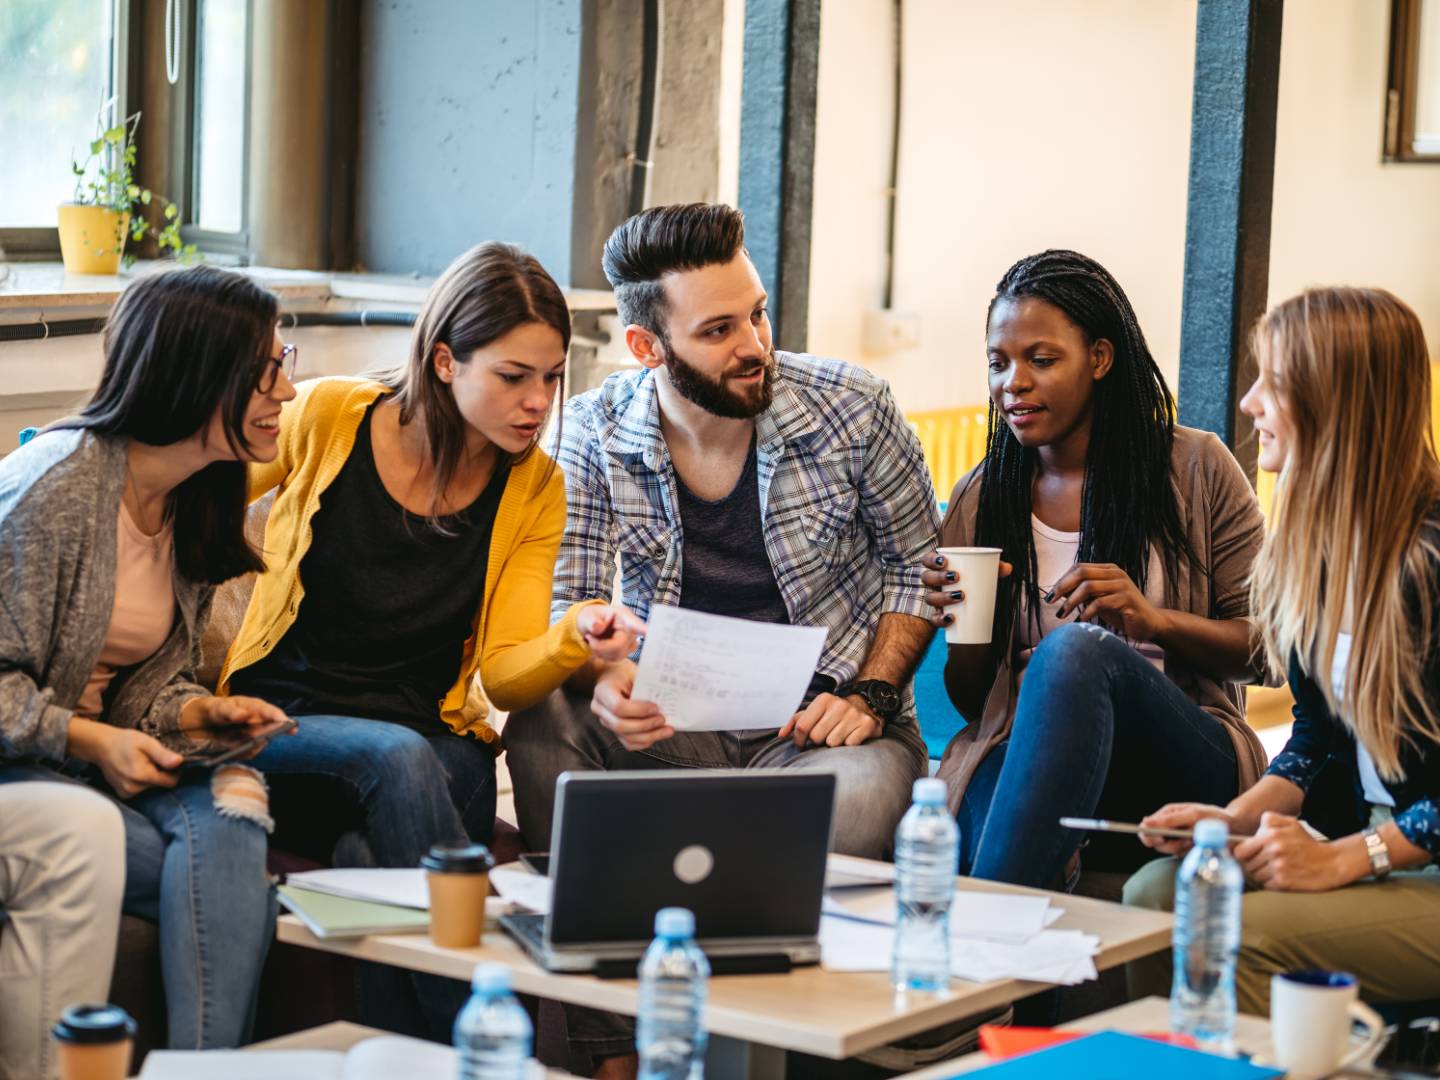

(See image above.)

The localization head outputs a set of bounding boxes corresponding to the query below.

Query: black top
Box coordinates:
[675,435,789,625]
[231,403,507,730]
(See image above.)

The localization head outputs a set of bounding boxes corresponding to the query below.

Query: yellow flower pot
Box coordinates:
[56,204,131,274]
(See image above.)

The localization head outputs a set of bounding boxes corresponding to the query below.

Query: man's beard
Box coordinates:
[661,340,775,419]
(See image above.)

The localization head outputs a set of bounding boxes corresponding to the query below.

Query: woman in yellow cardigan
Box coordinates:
[220,243,643,877]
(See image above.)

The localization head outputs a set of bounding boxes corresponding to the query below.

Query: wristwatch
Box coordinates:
[1362,826,1392,880]
[841,679,902,727]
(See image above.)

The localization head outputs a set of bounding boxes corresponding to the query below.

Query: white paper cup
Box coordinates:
[1269,971,1386,1079]
[936,547,1003,645]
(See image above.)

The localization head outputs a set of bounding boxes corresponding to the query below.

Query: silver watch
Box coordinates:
[1362,826,1392,880]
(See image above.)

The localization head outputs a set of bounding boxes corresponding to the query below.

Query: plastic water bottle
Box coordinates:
[892,777,960,992]
[454,963,533,1080]
[637,906,710,1080]
[1170,818,1243,1049]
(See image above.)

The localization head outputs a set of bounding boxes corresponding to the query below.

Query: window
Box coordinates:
[0,0,118,251]
[188,0,249,243]
[1386,0,1440,162]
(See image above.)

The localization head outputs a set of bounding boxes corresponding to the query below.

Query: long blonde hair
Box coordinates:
[1250,287,1440,778]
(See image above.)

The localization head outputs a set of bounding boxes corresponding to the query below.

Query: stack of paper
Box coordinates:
[818,857,1100,985]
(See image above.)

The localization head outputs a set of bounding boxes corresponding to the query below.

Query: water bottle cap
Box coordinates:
[654,906,695,938]
[912,777,947,805]
[470,963,511,994]
[1194,818,1229,846]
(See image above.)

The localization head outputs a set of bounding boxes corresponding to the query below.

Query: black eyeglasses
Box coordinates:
[257,343,297,394]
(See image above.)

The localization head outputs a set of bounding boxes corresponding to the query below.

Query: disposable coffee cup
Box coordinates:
[52,1003,136,1080]
[937,547,1003,645]
[1269,971,1386,1079]
[422,842,494,948]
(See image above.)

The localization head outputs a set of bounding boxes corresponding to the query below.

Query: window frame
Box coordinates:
[0,0,131,260]
[1386,0,1440,163]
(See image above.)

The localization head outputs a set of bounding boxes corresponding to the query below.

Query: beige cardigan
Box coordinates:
[934,425,1270,814]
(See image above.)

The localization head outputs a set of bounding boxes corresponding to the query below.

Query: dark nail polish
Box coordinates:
[949,590,965,600]
[1055,607,1065,618]
[933,556,947,568]
[945,571,958,583]
[942,614,954,625]
[1044,589,1055,602]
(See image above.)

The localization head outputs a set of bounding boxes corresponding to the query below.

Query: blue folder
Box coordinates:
[967,1030,1283,1078]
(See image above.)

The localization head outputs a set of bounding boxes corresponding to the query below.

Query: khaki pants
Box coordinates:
[1123,856,1440,1015]
[0,782,125,1080]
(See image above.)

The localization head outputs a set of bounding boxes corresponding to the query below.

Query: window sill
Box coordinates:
[0,262,615,316]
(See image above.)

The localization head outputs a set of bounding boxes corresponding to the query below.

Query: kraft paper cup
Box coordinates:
[52,1004,135,1080]
[937,547,1003,645]
[422,843,494,948]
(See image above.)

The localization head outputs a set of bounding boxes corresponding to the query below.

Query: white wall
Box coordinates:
[810,0,1440,414]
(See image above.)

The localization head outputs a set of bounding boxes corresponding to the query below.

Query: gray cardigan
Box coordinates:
[0,430,211,763]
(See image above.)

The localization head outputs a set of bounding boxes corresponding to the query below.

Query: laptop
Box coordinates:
[499,769,835,975]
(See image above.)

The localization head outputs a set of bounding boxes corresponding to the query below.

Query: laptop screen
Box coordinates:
[547,770,835,947]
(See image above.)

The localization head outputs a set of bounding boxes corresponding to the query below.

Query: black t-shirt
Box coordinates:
[231,403,507,729]
[675,435,789,624]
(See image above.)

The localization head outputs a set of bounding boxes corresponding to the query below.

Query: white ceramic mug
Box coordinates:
[937,547,1003,644]
[1269,970,1386,1079]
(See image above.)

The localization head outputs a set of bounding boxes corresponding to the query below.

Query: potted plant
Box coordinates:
[58,108,196,274]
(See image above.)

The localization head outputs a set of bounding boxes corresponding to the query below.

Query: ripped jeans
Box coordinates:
[0,763,277,1049]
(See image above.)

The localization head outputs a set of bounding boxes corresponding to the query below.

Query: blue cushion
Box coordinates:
[914,634,965,759]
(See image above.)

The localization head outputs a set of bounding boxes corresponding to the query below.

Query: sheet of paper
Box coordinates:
[825,853,898,889]
[630,605,828,731]
[821,885,1054,943]
[491,866,554,914]
[817,917,1099,985]
[285,868,430,910]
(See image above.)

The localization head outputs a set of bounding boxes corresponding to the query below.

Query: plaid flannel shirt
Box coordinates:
[549,351,940,694]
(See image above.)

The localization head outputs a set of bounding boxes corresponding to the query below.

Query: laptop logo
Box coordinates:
[672,844,714,885]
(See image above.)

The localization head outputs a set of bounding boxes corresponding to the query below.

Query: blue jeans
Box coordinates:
[250,715,497,1042]
[0,764,276,1048]
[961,622,1240,888]
[252,715,497,866]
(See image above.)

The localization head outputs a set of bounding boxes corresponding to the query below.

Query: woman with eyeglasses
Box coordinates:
[0,266,295,1050]
[218,242,643,1034]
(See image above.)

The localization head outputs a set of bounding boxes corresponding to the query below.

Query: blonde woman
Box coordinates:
[1126,287,1440,1014]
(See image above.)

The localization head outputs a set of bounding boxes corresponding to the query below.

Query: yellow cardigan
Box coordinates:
[217,377,598,743]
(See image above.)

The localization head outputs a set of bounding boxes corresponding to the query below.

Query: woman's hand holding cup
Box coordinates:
[920,548,1011,643]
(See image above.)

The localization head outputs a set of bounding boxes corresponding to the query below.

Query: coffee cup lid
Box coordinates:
[421,842,495,873]
[52,1003,137,1045]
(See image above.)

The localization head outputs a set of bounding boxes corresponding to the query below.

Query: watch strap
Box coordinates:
[1362,826,1392,879]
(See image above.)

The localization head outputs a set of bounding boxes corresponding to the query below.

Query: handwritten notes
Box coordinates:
[631,605,828,732]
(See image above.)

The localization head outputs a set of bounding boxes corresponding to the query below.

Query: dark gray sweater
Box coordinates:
[0,430,211,763]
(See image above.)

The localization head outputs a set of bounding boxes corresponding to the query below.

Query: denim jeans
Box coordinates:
[962,622,1240,888]
[0,763,276,1049]
[250,715,497,1040]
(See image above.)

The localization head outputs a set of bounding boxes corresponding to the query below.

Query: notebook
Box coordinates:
[138,1034,456,1078]
[277,884,430,939]
[966,1031,1283,1078]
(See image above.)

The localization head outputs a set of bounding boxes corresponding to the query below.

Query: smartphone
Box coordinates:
[1058,816,1256,841]
[182,717,297,768]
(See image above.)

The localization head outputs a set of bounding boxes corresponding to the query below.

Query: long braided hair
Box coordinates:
[974,249,1197,665]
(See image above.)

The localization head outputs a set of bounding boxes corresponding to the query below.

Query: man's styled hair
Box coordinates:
[601,203,747,337]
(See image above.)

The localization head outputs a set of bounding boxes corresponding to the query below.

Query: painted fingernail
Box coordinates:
[1055,606,1065,618]
[933,556,947,568]
[942,614,954,625]
[1043,589,1055,602]
[945,571,958,583]
[949,590,965,600]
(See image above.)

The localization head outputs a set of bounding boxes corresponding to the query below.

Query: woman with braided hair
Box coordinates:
[921,249,1269,889]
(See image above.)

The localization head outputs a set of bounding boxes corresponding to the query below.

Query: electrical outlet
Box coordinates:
[862,308,921,355]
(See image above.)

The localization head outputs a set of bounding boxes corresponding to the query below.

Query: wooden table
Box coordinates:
[902,995,1274,1075]
[276,867,1171,1079]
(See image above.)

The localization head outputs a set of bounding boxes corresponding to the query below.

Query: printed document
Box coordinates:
[630,605,828,732]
